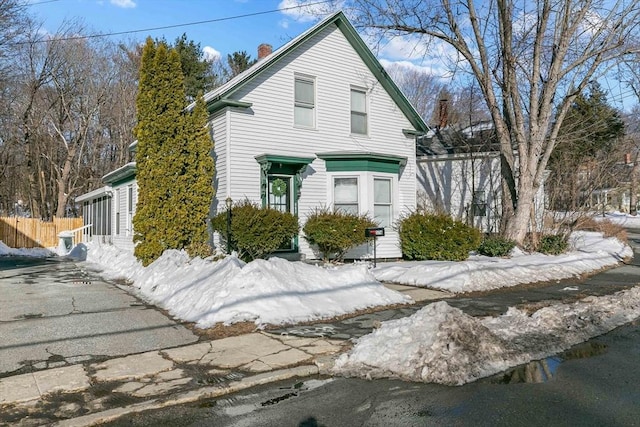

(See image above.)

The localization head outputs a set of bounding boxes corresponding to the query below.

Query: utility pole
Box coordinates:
[630,149,639,215]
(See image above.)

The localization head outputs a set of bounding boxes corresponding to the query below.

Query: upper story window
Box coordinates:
[350,87,367,135]
[294,75,315,128]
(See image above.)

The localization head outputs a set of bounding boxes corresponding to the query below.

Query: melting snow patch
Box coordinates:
[0,240,56,258]
[333,286,640,385]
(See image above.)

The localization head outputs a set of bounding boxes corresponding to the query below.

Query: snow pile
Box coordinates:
[599,211,640,228]
[84,242,144,280]
[81,229,631,329]
[333,286,640,385]
[373,231,631,293]
[0,240,55,258]
[85,243,409,328]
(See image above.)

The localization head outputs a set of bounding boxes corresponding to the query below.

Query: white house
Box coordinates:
[76,162,137,250]
[416,122,547,233]
[77,11,428,260]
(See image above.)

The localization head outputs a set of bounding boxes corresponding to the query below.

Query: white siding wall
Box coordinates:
[417,154,501,232]
[111,179,138,251]
[219,24,416,259]
[210,110,228,249]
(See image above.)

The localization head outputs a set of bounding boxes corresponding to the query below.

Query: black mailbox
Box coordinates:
[365,227,385,237]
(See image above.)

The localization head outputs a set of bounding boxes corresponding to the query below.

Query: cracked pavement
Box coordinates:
[0,256,197,377]
[0,332,346,425]
[0,256,347,425]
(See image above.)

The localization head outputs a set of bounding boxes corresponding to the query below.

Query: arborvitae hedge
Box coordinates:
[303,207,377,262]
[398,212,481,261]
[133,38,214,266]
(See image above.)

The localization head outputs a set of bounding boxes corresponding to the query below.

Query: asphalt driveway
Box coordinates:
[0,256,198,377]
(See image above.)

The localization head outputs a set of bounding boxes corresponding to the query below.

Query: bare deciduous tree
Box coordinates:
[349,0,640,244]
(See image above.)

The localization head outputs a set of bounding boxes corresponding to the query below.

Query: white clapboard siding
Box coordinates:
[417,154,501,232]
[111,179,138,251]
[218,24,416,259]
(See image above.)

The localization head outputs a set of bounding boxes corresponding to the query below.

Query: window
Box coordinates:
[294,76,314,127]
[268,176,291,213]
[115,189,120,235]
[472,190,486,217]
[334,177,359,214]
[127,185,134,235]
[374,178,392,227]
[350,88,367,134]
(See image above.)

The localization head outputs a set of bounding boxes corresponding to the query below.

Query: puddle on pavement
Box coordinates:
[209,378,333,417]
[485,341,608,384]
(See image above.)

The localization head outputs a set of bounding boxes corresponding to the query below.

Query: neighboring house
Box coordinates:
[416,123,546,232]
[416,123,502,232]
[77,11,428,260]
[76,162,137,250]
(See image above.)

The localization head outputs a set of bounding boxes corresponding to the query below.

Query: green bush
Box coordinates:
[538,234,569,255]
[398,212,481,261]
[478,235,516,257]
[303,207,377,262]
[211,199,299,262]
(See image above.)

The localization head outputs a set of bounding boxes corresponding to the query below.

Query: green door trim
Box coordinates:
[255,154,315,252]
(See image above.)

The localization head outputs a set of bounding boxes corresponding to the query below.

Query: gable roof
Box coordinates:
[200,11,428,133]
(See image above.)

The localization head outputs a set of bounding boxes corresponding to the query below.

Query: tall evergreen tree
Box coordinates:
[133,38,215,265]
[226,50,256,78]
[172,34,218,100]
[548,82,625,210]
[178,93,215,256]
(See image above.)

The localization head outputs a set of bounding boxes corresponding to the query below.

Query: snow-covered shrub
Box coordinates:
[303,207,376,262]
[398,212,481,261]
[210,199,299,262]
[477,235,516,257]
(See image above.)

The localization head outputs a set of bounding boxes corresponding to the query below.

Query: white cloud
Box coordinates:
[110,0,136,8]
[278,0,340,22]
[203,46,221,61]
[379,58,453,81]
[279,19,290,29]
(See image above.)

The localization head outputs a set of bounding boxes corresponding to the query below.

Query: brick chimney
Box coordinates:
[438,98,449,129]
[258,43,272,60]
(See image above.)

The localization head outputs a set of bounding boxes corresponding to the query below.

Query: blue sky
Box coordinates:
[28,0,349,63]
[26,0,636,111]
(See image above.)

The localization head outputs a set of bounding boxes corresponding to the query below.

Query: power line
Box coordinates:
[15,0,332,45]
[28,0,64,5]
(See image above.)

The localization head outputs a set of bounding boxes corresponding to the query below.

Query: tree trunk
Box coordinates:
[631,155,639,215]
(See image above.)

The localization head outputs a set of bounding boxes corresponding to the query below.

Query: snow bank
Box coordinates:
[333,286,640,385]
[0,240,55,258]
[373,231,631,293]
[84,242,409,328]
[599,211,640,228]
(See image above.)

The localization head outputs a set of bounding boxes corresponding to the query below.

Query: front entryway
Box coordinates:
[268,175,295,251]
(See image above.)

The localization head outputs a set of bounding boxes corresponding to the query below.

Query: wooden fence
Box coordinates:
[0,217,83,249]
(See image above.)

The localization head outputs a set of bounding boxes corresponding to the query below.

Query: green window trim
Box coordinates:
[317,152,407,174]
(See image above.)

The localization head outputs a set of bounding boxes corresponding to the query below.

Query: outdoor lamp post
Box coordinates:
[225,197,232,254]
